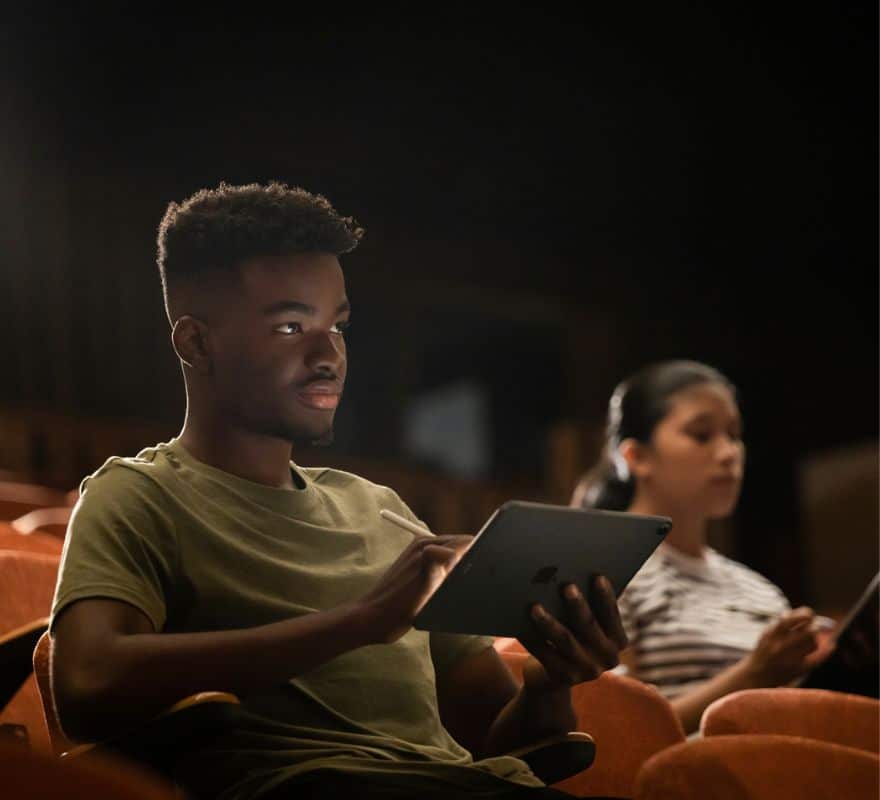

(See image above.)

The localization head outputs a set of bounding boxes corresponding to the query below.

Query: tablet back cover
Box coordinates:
[414,501,670,638]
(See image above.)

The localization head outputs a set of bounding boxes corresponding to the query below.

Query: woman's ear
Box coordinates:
[619,438,652,480]
[171,315,213,375]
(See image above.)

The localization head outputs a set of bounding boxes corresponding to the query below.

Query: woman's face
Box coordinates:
[632,382,745,518]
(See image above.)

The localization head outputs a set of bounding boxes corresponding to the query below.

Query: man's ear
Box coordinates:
[619,437,652,480]
[171,316,213,374]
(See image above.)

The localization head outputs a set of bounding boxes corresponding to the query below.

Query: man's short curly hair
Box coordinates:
[157,181,364,315]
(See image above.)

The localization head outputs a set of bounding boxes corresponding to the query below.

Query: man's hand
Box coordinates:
[356,534,473,644]
[520,575,627,694]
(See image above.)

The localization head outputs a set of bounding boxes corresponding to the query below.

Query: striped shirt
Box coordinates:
[619,544,790,698]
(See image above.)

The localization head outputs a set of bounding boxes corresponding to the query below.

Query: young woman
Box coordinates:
[573,360,829,733]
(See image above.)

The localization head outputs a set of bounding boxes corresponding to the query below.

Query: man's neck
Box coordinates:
[628,491,708,559]
[178,412,296,490]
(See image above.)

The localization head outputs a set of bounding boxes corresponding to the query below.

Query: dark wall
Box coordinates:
[1,5,876,600]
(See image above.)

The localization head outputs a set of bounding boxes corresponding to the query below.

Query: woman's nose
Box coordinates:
[717,436,742,464]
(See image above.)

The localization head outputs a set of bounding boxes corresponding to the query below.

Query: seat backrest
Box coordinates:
[0,551,61,753]
[0,522,64,556]
[701,687,880,754]
[0,551,60,636]
[0,742,179,799]
[632,734,880,800]
[494,638,686,798]
[0,481,68,522]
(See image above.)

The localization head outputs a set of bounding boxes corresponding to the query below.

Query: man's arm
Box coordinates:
[52,597,372,741]
[52,533,472,742]
[437,577,626,758]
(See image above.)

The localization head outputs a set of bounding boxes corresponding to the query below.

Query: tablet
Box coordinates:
[796,571,879,698]
[413,500,671,638]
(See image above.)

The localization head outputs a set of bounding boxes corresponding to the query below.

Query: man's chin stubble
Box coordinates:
[287,426,335,448]
[308,429,335,447]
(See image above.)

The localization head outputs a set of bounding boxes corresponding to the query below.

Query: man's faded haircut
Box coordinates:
[156,181,364,317]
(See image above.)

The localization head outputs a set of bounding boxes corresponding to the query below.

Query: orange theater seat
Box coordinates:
[0,743,179,800]
[0,551,61,753]
[0,482,68,522]
[701,687,880,754]
[633,734,880,800]
[494,637,685,798]
[0,522,64,556]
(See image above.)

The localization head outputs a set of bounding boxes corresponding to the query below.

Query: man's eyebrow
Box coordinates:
[262,300,351,315]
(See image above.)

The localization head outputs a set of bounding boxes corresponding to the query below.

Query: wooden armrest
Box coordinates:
[64,692,243,769]
[11,506,72,538]
[507,731,595,785]
[0,617,49,709]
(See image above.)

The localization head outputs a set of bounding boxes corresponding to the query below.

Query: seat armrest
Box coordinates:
[507,730,596,785]
[64,692,243,771]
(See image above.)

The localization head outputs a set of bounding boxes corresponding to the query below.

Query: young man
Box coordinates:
[51,182,627,800]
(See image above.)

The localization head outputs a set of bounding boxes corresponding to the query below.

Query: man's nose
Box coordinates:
[305,331,345,374]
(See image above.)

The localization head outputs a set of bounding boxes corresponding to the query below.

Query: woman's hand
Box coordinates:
[745,606,820,686]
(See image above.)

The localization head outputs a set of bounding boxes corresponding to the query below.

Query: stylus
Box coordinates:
[379,508,433,537]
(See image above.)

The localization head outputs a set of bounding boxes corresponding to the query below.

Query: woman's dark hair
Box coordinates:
[578,360,737,511]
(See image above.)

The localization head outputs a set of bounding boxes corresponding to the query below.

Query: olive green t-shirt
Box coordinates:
[51,440,541,799]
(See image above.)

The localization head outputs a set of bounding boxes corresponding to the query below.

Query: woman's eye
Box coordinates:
[275,322,303,335]
[688,430,712,443]
[331,320,351,335]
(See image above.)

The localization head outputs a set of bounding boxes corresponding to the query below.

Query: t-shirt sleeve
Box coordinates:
[51,463,178,633]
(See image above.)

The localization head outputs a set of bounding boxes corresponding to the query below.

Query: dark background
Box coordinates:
[1,4,876,602]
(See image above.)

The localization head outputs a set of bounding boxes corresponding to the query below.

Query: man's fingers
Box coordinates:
[561,584,620,668]
[531,600,618,673]
[526,638,600,686]
[587,575,628,650]
[522,612,602,685]
[415,545,465,611]
[422,535,473,554]
[421,544,464,569]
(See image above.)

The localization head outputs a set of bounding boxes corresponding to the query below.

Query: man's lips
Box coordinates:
[296,380,343,410]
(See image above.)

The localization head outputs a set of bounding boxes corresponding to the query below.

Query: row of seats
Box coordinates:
[494,637,880,798]
[1,478,172,800]
[1,488,878,798]
[0,480,71,760]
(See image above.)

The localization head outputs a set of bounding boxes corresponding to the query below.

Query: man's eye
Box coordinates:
[331,320,351,335]
[275,322,303,335]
